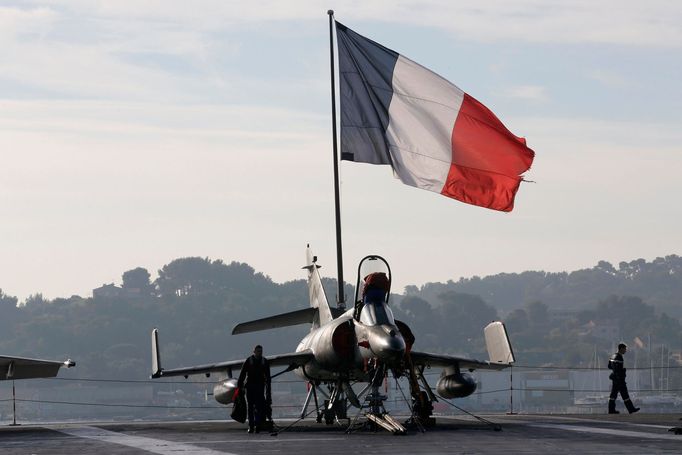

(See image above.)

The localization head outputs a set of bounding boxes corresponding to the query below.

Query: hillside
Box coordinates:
[1,254,680,381]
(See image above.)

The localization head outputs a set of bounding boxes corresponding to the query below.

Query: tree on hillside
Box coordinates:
[0,289,19,325]
[154,257,273,299]
[23,293,49,307]
[650,312,682,343]
[618,259,647,278]
[394,296,435,344]
[0,288,18,308]
[122,267,153,294]
[408,255,682,317]
[596,260,617,275]
[155,257,215,297]
[400,296,433,323]
[594,295,655,338]
[211,261,271,297]
[505,308,529,333]
[436,292,498,349]
[525,301,549,326]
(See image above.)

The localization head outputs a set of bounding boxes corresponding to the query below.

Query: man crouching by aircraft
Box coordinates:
[238,345,271,433]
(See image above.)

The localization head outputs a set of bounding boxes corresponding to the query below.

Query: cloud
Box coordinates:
[2,2,678,104]
[0,3,330,104]
[21,0,682,47]
[586,69,629,88]
[2,98,682,299]
[2,1,681,301]
[496,85,549,102]
[0,99,329,196]
[352,1,682,47]
[0,96,335,300]
[515,116,682,149]
[0,5,57,38]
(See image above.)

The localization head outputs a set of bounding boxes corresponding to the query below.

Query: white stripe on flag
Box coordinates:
[386,54,464,193]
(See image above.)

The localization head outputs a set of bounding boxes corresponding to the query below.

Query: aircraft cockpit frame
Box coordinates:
[353,255,392,322]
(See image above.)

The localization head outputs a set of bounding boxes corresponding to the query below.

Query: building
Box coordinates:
[92,283,123,298]
[579,320,620,342]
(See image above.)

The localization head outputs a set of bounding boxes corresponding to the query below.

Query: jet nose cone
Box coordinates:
[385,335,406,356]
[370,326,406,363]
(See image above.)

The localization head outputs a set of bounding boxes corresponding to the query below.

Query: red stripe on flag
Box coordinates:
[443,93,535,212]
[441,164,523,212]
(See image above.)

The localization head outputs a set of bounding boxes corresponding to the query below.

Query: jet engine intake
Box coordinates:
[311,318,357,368]
[213,378,239,405]
[436,367,477,399]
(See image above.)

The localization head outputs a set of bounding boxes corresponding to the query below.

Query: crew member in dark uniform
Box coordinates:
[608,343,640,414]
[238,345,271,433]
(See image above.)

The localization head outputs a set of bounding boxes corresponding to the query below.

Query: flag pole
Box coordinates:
[327,9,345,309]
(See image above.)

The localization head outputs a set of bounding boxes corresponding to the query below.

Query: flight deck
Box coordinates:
[2,414,681,454]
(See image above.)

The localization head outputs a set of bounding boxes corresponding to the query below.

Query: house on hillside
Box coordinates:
[93,283,122,298]
[93,283,145,299]
[670,350,682,366]
[549,309,577,323]
[579,320,619,342]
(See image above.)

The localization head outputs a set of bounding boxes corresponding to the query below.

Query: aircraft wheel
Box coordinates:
[323,409,335,425]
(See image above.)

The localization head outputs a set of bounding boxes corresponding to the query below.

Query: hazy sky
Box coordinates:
[2,1,681,302]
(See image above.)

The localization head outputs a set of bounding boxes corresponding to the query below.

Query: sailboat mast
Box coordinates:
[327,10,345,309]
[649,333,654,392]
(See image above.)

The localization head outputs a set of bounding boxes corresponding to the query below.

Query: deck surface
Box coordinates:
[2,414,682,454]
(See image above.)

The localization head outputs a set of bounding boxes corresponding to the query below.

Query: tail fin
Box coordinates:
[484,321,515,365]
[151,328,162,378]
[304,245,334,328]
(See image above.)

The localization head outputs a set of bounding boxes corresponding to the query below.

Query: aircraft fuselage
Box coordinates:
[294,309,406,383]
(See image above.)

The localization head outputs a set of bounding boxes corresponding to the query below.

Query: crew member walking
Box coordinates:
[608,343,640,414]
[238,345,271,433]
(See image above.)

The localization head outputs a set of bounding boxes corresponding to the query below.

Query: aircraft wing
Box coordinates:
[409,321,515,372]
[232,307,346,335]
[151,328,313,378]
[152,351,314,378]
[409,351,510,371]
[153,351,314,379]
[0,355,75,380]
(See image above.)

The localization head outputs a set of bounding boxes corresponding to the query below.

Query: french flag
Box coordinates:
[336,22,535,212]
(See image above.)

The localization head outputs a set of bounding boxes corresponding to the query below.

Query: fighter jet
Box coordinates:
[1,355,75,380]
[151,246,514,432]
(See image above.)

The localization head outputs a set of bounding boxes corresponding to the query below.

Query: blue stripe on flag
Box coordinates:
[336,21,398,164]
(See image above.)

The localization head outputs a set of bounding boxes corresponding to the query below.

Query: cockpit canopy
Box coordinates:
[354,255,394,325]
[354,255,391,304]
[359,299,396,326]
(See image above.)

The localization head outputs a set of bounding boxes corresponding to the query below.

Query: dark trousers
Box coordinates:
[609,379,636,412]
[246,386,266,428]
